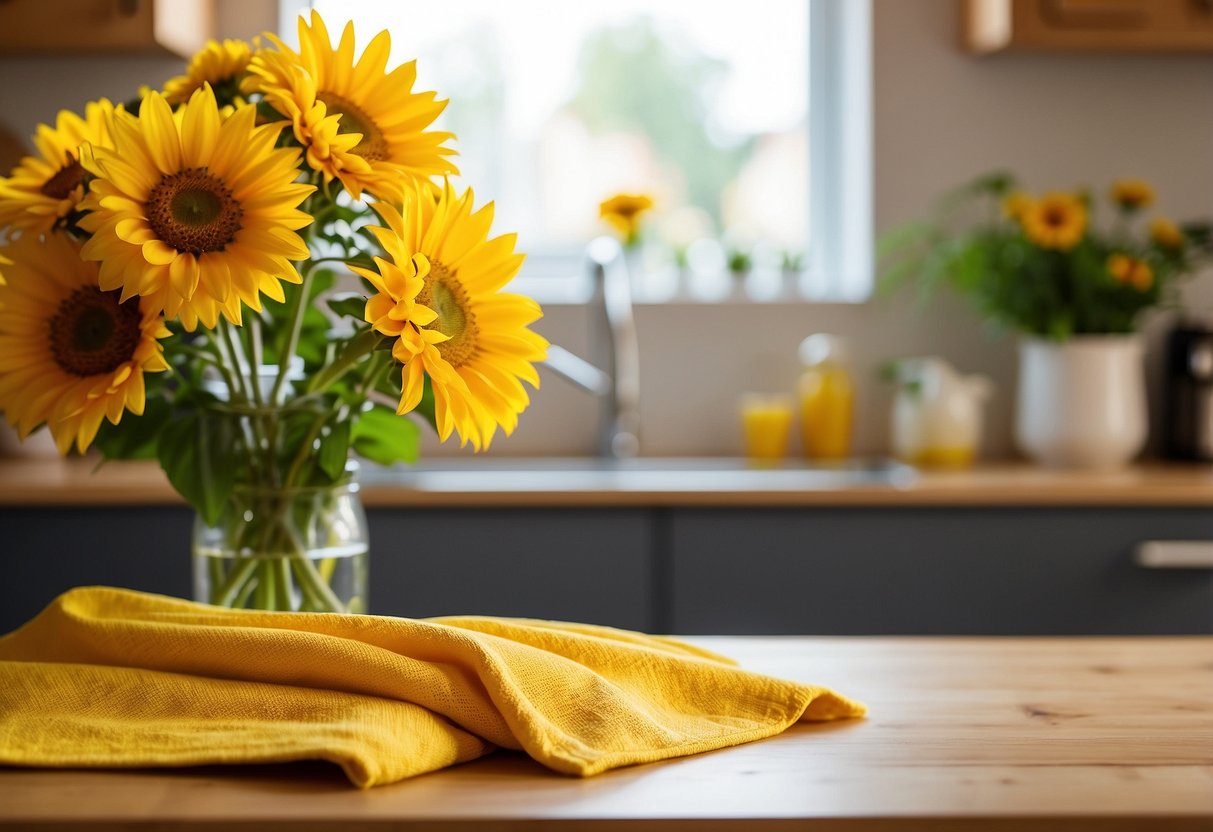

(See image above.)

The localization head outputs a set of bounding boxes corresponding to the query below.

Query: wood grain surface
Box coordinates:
[4,458,1213,507]
[1,637,1210,831]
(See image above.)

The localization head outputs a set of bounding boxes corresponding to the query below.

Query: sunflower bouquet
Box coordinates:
[0,13,548,612]
[879,172,1213,338]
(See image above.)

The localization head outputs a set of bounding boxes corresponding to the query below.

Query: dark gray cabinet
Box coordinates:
[2,504,1211,636]
[3,507,195,632]
[367,509,654,629]
[0,507,655,634]
[668,508,1213,635]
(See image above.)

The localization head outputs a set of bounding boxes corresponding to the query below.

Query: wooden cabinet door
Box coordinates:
[0,0,212,57]
[965,0,1213,53]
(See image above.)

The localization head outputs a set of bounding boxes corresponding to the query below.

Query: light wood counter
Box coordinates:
[1,636,1210,831]
[3,457,1213,507]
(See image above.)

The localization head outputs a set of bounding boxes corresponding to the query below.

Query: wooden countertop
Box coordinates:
[4,457,1213,507]
[1,636,1209,831]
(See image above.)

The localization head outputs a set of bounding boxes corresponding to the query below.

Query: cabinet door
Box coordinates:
[0,507,194,634]
[369,509,654,630]
[0,506,655,633]
[670,507,1213,635]
[0,0,212,57]
[965,0,1213,53]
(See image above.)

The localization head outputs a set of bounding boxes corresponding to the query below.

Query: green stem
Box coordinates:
[291,558,344,612]
[219,319,270,486]
[254,560,275,610]
[307,255,371,270]
[284,402,344,488]
[211,558,259,607]
[273,557,293,610]
[232,573,258,609]
[206,556,224,603]
[269,269,314,407]
[205,333,245,405]
[306,328,382,394]
[243,317,266,410]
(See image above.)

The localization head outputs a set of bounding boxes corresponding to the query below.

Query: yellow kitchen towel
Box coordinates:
[0,586,864,787]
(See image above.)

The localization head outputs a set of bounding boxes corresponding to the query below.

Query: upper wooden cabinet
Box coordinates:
[0,0,213,58]
[964,0,1213,53]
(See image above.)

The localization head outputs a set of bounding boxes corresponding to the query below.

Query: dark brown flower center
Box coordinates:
[49,287,142,377]
[317,92,389,162]
[417,259,478,368]
[40,153,86,200]
[1043,206,1068,228]
[146,167,242,255]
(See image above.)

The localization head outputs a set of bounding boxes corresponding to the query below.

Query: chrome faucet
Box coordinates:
[542,237,641,458]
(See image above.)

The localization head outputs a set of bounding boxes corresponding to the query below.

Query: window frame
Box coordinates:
[278,0,872,303]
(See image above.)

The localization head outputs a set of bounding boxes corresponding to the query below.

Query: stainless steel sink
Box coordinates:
[360,457,917,492]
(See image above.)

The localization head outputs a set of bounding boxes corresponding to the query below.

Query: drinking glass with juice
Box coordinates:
[740,393,793,465]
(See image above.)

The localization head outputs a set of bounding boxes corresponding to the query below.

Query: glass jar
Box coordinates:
[192,473,369,613]
[797,334,854,460]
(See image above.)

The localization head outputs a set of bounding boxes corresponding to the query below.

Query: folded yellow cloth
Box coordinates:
[0,587,865,787]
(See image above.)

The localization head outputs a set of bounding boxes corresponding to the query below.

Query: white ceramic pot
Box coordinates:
[1014,335,1147,469]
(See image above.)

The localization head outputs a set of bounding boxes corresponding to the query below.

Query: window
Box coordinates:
[283,0,871,301]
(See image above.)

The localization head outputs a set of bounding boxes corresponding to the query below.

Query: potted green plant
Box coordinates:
[880,172,1212,469]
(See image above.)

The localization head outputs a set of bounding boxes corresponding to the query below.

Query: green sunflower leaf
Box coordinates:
[318,418,352,481]
[328,295,368,321]
[157,409,237,526]
[92,396,173,461]
[352,405,420,467]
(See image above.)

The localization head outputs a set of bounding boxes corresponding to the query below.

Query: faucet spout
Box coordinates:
[543,345,612,397]
[540,237,642,458]
[587,237,642,458]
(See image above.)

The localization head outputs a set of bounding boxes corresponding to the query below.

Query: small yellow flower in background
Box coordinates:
[1107,253,1154,291]
[1150,217,1184,250]
[1110,178,1155,211]
[0,99,119,235]
[78,86,314,331]
[1021,192,1087,251]
[0,232,170,454]
[1001,190,1032,221]
[600,193,655,247]
[163,39,252,105]
[356,183,548,451]
[245,11,457,201]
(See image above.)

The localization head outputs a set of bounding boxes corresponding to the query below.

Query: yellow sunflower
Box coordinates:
[0,232,169,454]
[1020,192,1087,251]
[1110,178,1154,211]
[163,39,253,106]
[356,183,548,450]
[1000,190,1031,221]
[1107,254,1153,291]
[245,11,457,201]
[0,99,118,235]
[78,86,314,331]
[599,193,655,246]
[1150,217,1184,250]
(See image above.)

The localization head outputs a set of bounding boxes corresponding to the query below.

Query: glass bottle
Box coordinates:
[797,334,854,460]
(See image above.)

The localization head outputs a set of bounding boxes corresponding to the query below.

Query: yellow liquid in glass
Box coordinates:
[907,446,976,469]
[798,365,853,459]
[741,398,793,464]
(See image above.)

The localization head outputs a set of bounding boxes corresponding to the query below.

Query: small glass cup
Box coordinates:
[740,393,793,466]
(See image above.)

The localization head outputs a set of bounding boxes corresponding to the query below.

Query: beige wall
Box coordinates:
[2,0,1212,459]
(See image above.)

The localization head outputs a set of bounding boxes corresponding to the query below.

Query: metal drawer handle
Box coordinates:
[1135,541,1213,569]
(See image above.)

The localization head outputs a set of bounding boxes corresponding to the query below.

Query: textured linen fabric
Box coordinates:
[0,586,865,787]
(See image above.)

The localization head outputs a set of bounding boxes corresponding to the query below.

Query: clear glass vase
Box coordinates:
[192,474,369,613]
